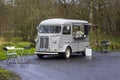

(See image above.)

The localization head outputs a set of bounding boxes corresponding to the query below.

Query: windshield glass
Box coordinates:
[39,26,61,33]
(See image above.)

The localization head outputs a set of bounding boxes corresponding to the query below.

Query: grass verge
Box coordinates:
[0,67,20,80]
[0,41,35,61]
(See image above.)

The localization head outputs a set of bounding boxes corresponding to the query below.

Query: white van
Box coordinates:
[35,18,90,59]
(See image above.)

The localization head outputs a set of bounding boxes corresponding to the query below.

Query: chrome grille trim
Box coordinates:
[39,36,49,51]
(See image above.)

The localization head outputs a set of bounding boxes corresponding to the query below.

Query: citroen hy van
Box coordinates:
[35,18,90,59]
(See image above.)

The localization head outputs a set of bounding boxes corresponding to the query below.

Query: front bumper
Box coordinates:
[34,51,58,55]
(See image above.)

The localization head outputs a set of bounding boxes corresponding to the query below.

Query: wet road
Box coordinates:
[0,51,120,80]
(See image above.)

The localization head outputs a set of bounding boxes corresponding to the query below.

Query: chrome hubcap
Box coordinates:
[66,48,70,58]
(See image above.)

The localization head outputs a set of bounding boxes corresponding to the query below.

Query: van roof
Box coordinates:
[40,18,89,25]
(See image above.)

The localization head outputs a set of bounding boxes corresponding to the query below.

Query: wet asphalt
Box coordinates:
[0,51,120,80]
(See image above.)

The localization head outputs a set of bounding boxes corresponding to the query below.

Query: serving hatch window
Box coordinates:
[39,26,61,33]
[72,25,86,39]
[73,25,84,35]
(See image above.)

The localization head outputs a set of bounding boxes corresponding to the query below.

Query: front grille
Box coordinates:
[39,36,49,51]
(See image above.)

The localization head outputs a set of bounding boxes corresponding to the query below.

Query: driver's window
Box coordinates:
[62,26,71,35]
[73,25,85,39]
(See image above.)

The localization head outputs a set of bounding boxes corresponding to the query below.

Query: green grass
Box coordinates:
[0,67,20,80]
[0,41,35,61]
[0,48,35,61]
[2,41,31,48]
[0,51,7,61]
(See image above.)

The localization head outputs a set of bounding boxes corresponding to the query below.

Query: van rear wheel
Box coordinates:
[63,47,71,59]
[37,54,44,58]
[82,51,86,56]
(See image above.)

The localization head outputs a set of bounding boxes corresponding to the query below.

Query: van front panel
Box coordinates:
[36,34,61,53]
[39,36,49,52]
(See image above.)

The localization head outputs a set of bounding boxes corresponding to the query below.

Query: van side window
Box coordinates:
[73,25,86,39]
[73,25,84,35]
[62,26,71,35]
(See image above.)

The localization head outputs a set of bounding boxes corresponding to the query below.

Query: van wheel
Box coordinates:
[82,51,86,56]
[63,47,71,59]
[37,54,44,58]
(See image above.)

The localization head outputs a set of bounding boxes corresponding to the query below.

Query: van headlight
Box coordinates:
[35,39,38,43]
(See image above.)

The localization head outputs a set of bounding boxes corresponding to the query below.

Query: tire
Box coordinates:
[82,51,86,56]
[63,47,71,59]
[37,54,44,58]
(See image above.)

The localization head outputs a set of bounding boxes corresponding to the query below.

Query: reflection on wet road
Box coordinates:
[0,51,120,80]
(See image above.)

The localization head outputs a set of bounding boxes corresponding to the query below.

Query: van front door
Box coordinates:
[59,26,73,51]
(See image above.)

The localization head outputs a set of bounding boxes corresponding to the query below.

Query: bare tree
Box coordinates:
[1,0,120,42]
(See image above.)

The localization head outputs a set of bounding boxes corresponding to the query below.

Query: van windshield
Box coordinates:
[39,26,61,33]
